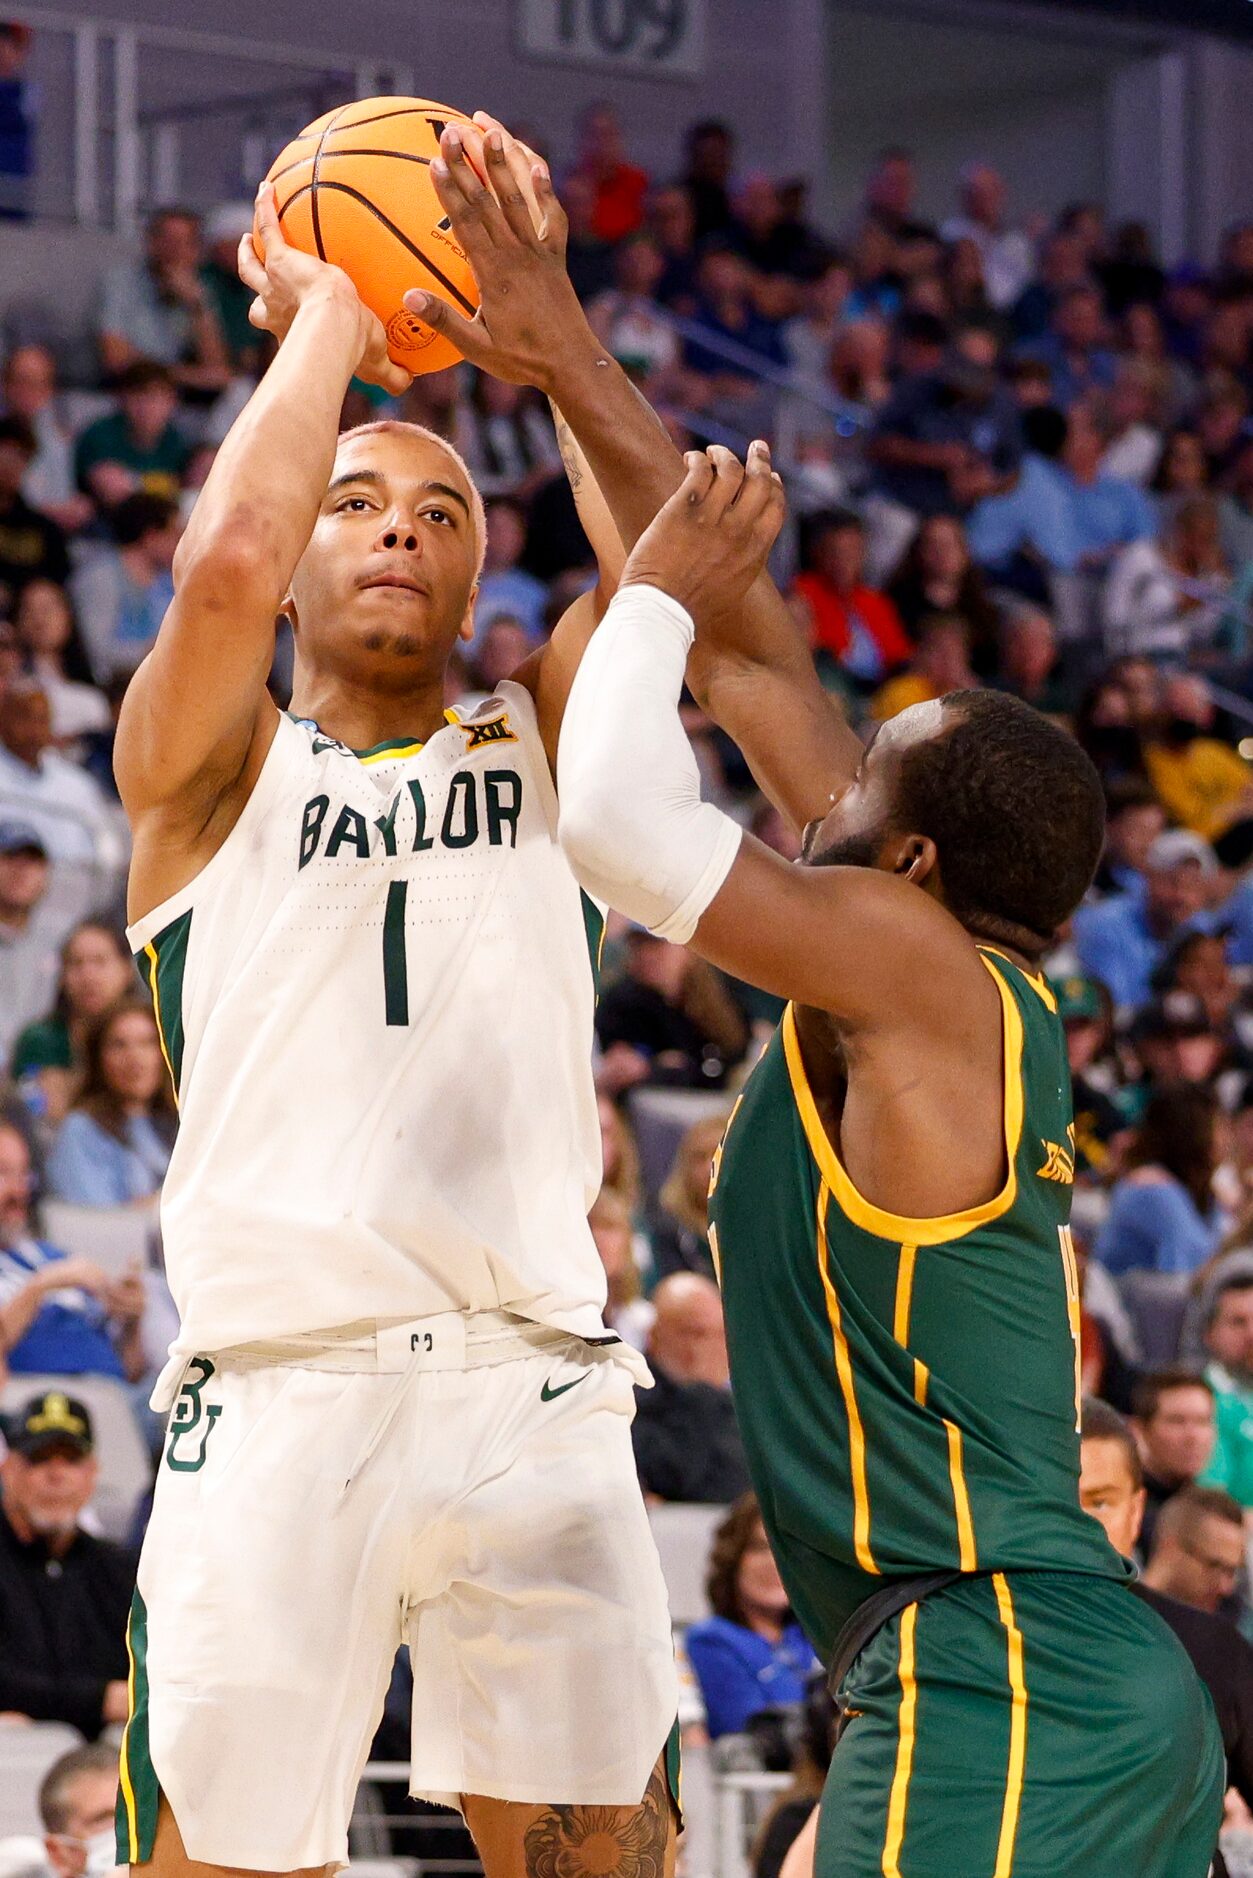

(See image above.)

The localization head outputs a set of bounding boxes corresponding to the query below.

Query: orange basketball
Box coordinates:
[257,96,482,376]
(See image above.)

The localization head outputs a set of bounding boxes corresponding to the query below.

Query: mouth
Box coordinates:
[359,572,430,597]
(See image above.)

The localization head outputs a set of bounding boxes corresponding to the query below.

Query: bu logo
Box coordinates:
[165,1356,222,1473]
[463,713,517,751]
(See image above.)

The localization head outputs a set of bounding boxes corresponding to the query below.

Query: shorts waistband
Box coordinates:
[221,1309,583,1374]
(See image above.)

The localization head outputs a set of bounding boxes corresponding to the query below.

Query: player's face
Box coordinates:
[1078,1438,1145,1559]
[287,431,479,692]
[802,702,946,874]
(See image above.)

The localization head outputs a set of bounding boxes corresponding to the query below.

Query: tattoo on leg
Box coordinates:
[523,1767,669,1878]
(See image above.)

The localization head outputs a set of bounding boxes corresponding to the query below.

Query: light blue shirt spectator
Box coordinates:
[1019,332,1119,408]
[1095,1173,1223,1278]
[45,1111,171,1207]
[968,455,1156,577]
[69,550,176,683]
[473,567,549,645]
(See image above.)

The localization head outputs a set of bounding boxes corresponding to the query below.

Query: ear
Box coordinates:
[890,834,938,885]
[459,585,478,645]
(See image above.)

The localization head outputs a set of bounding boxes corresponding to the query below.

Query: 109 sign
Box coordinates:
[517,0,705,77]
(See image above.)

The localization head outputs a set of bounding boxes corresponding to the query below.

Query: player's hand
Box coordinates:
[238,183,412,396]
[618,441,786,628]
[401,124,591,392]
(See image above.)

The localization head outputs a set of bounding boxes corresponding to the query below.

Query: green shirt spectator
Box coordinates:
[1199,1273,1253,1507]
[73,363,190,510]
[11,1011,71,1077]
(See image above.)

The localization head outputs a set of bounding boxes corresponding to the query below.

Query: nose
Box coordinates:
[379,524,419,553]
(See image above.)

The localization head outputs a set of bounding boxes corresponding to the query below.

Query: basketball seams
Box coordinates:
[310,102,350,262]
[313,179,476,314]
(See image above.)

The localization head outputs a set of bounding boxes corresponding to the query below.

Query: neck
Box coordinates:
[289,668,451,752]
[743,1603,786,1643]
[3,1499,74,1556]
[0,899,31,934]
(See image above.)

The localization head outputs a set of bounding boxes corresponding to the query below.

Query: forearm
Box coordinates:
[0,1273,51,1352]
[176,284,363,594]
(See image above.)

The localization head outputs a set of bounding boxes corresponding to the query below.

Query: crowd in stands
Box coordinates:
[10,83,1253,1869]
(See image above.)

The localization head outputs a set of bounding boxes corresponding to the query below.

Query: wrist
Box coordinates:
[536,318,613,401]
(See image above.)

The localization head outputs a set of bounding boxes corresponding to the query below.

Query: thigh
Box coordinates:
[463,1752,678,1878]
[407,1353,679,1809]
[125,1361,407,1872]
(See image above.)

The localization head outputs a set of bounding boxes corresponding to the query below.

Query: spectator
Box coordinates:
[1079,1400,1253,1820]
[0,417,69,611]
[632,1272,749,1503]
[596,1090,644,1222]
[1166,929,1242,1036]
[1203,1274,1253,1510]
[647,183,699,314]
[682,244,787,403]
[10,918,133,1123]
[13,582,109,747]
[1074,828,1218,1009]
[0,680,121,877]
[940,163,1034,311]
[752,1673,836,1878]
[200,200,263,375]
[0,1121,145,1382]
[1218,438,1253,569]
[40,1742,121,1878]
[73,362,190,512]
[1021,284,1118,407]
[1095,1085,1226,1278]
[588,1186,653,1353]
[1153,425,1212,512]
[860,146,933,246]
[0,1390,134,1737]
[587,235,681,397]
[45,998,175,1207]
[886,512,1001,658]
[680,119,735,243]
[1130,1368,1219,1554]
[996,607,1067,713]
[1198,381,1250,487]
[1141,672,1253,846]
[1129,993,1226,1097]
[869,613,977,722]
[731,173,805,282]
[95,205,229,391]
[791,510,912,687]
[0,20,33,220]
[867,323,1022,520]
[1092,780,1165,898]
[452,373,560,503]
[828,318,892,419]
[1054,974,1130,1179]
[465,616,534,704]
[1099,362,1165,487]
[472,498,549,642]
[1105,498,1233,659]
[1010,229,1090,344]
[650,1111,730,1285]
[1140,1483,1247,1619]
[559,171,616,305]
[782,257,853,388]
[596,929,748,1093]
[69,492,180,681]
[0,821,59,1073]
[569,101,647,245]
[685,1494,817,1740]
[0,347,92,534]
[1100,223,1165,317]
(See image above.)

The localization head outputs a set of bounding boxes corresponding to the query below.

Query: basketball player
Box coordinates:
[107,169,742,1877]
[544,451,1227,1875]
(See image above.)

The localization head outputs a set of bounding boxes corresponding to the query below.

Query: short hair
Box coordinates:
[110,492,177,547]
[39,1742,118,1833]
[1156,1482,1244,1547]
[337,420,486,580]
[1023,405,1069,459]
[1081,1396,1143,1488]
[895,690,1106,949]
[705,1491,766,1625]
[115,360,176,397]
[1207,1271,1253,1325]
[1131,1366,1214,1424]
[1104,777,1162,821]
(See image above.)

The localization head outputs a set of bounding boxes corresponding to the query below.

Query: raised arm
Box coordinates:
[116,187,409,919]
[409,121,862,830]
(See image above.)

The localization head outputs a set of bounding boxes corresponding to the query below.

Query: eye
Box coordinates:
[424,506,454,527]
[336,495,373,514]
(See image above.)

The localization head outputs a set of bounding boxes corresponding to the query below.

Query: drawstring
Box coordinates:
[340,1365,418,1495]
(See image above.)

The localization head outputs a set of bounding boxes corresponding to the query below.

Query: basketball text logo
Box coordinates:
[463,713,518,751]
[165,1357,223,1473]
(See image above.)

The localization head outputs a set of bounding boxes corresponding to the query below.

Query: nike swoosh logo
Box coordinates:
[540,1370,592,1403]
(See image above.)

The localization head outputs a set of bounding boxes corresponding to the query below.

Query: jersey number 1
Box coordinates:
[383,881,410,1025]
[1058,1224,1083,1433]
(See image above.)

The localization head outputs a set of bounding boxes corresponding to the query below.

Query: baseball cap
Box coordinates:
[7,1390,94,1459]
[1131,991,1214,1044]
[0,820,46,859]
[1147,830,1219,876]
[1051,975,1102,1024]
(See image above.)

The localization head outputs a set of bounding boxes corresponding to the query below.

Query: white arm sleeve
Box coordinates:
[557,583,743,945]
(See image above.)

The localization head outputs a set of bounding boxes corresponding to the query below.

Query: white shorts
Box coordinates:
[116,1312,679,1872]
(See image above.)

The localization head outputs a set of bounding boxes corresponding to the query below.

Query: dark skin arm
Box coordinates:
[410,120,862,830]
[565,448,1008,1224]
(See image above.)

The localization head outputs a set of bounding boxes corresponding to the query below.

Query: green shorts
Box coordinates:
[819,1571,1224,1878]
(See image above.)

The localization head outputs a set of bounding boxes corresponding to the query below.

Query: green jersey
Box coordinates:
[710,947,1127,1662]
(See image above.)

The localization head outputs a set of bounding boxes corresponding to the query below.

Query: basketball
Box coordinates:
[257,96,482,376]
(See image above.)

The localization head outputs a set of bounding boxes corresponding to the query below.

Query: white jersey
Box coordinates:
[127,681,618,1366]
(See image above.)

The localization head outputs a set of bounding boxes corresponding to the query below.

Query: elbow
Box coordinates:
[558,795,616,883]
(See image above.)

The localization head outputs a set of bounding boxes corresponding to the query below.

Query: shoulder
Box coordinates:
[685,1616,751,1658]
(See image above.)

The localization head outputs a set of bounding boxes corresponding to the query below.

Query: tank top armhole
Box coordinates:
[126,712,309,953]
[493,678,560,838]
